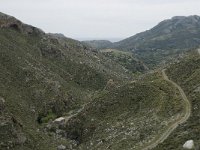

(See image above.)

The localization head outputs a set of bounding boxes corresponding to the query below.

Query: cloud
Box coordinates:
[0,0,200,41]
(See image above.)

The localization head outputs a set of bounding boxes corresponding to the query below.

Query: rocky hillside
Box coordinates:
[62,72,184,150]
[83,40,113,49]
[0,12,195,150]
[0,12,132,150]
[112,15,200,67]
[154,49,200,150]
[100,49,148,74]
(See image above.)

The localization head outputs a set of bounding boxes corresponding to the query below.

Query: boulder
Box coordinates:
[57,144,66,150]
[53,117,65,125]
[183,140,194,149]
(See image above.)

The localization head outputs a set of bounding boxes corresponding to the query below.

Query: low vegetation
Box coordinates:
[0,12,199,150]
[113,16,200,68]
[64,72,184,150]
[100,49,148,74]
[0,13,131,149]
[154,50,200,150]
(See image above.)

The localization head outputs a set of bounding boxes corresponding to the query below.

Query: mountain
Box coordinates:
[0,12,197,150]
[112,15,200,67]
[83,40,113,49]
[0,12,133,149]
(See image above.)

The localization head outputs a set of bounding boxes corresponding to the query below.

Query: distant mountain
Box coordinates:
[83,40,113,49]
[112,15,200,67]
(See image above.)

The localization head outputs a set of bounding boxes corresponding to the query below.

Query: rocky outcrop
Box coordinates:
[57,144,66,150]
[0,97,5,114]
[0,12,44,35]
[40,45,64,59]
[183,140,195,149]
[0,116,26,149]
[54,117,65,125]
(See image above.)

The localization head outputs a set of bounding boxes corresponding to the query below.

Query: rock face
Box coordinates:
[183,140,194,149]
[45,117,67,139]
[0,12,44,35]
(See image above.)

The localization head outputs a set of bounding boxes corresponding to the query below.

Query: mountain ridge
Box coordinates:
[112,15,200,67]
[85,15,200,68]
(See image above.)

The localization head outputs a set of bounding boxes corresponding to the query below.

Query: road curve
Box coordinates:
[142,69,191,150]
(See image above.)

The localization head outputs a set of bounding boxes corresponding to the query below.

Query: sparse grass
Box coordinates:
[64,72,184,150]
[0,26,131,149]
[0,13,196,150]
[100,49,147,73]
[154,51,200,150]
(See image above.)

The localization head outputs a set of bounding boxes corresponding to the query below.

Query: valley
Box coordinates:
[0,11,199,150]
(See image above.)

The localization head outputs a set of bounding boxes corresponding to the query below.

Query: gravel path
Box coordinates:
[142,69,191,150]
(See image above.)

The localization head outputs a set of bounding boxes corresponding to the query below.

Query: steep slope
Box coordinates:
[142,69,191,150]
[0,12,193,150]
[154,50,200,150]
[83,40,113,49]
[82,40,148,74]
[62,72,185,150]
[0,12,131,150]
[113,15,200,67]
[100,49,148,74]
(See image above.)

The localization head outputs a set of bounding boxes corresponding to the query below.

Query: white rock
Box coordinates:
[54,117,65,124]
[183,140,194,149]
[57,144,66,150]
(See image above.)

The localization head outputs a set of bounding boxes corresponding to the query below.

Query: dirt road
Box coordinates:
[142,69,191,150]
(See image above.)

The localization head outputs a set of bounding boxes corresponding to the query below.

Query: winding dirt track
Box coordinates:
[142,69,191,150]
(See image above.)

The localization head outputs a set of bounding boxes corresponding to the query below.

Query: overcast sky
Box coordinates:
[0,0,200,41]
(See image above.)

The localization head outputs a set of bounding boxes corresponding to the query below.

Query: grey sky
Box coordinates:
[0,0,200,41]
